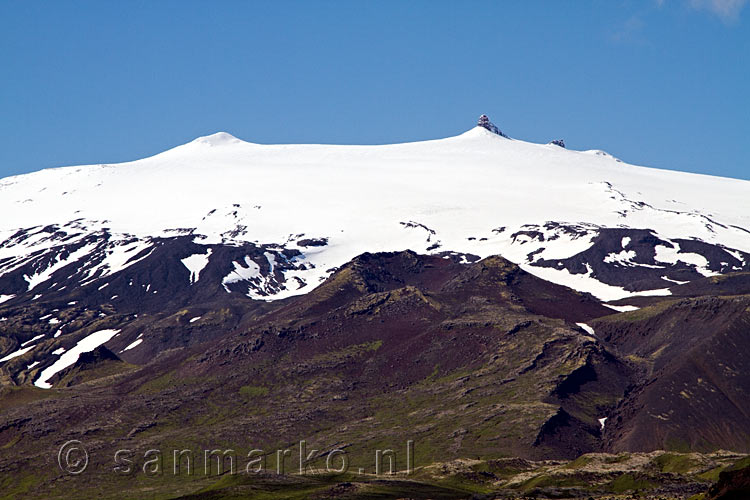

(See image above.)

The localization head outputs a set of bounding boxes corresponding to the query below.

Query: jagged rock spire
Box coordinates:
[477,114,508,138]
[549,139,566,148]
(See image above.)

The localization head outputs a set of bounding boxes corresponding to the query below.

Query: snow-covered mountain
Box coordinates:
[4,116,750,495]
[1,116,748,310]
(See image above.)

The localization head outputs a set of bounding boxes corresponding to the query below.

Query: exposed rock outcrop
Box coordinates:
[477,114,508,138]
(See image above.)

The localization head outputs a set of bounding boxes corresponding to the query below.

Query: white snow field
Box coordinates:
[1,126,749,301]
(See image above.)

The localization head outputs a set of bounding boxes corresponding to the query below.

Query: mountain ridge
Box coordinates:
[1,116,749,391]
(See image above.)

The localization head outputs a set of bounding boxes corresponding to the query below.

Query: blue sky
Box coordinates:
[1,1,748,179]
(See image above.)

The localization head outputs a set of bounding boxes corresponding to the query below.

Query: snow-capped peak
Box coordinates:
[0,120,749,306]
[191,131,243,147]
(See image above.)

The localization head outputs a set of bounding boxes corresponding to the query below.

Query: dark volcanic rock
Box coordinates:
[296,237,328,247]
[76,345,121,365]
[2,249,750,498]
[477,114,508,138]
[593,293,750,454]
[708,464,750,499]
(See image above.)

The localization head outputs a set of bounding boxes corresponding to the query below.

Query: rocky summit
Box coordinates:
[477,113,508,137]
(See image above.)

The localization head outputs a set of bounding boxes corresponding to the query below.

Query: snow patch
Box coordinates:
[0,294,15,304]
[21,334,45,347]
[0,344,36,363]
[725,248,746,265]
[222,256,261,291]
[120,338,143,353]
[34,329,120,388]
[264,252,276,274]
[631,288,672,297]
[181,248,212,284]
[520,263,633,302]
[576,323,596,337]
[661,275,690,285]
[603,249,663,268]
[605,304,640,312]
[654,243,719,277]
[604,250,637,265]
